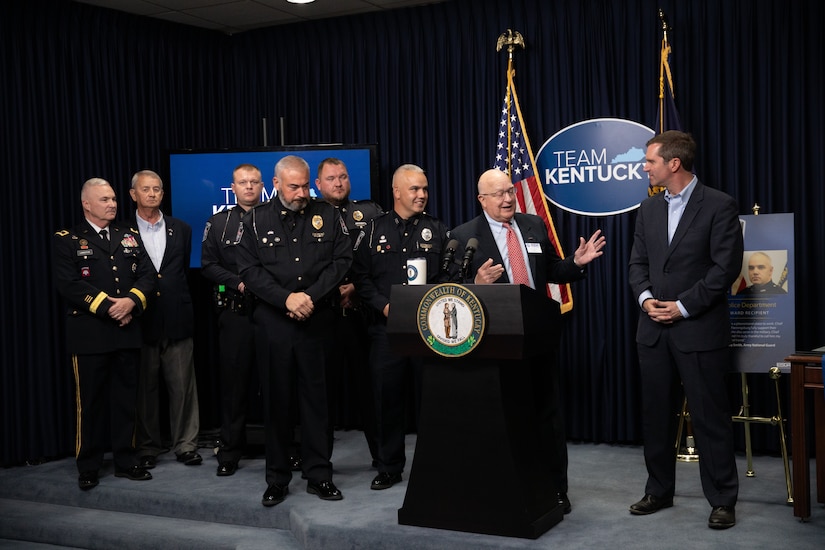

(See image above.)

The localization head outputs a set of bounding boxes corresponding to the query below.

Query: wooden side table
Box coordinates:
[787,353,825,520]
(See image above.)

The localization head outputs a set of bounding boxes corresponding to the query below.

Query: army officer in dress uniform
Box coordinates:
[52,177,156,490]
[236,155,352,507]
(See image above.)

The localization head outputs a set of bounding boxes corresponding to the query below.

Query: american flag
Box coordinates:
[494,64,573,313]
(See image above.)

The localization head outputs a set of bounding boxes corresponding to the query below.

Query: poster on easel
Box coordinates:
[728,213,795,372]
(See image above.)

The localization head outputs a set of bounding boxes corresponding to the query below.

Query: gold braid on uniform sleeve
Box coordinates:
[129,288,148,311]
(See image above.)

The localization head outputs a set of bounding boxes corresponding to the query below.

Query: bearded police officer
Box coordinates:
[237,155,352,507]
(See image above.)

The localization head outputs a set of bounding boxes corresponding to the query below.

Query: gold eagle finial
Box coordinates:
[496,29,525,55]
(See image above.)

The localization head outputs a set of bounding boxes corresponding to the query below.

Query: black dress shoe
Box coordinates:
[176,451,203,466]
[708,506,735,529]
[307,480,343,500]
[78,471,99,491]
[370,472,402,490]
[289,455,302,471]
[114,465,153,481]
[559,492,572,514]
[216,461,237,477]
[262,484,288,507]
[139,455,156,470]
[629,494,673,515]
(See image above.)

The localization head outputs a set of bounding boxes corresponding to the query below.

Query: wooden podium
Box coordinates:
[389,283,565,539]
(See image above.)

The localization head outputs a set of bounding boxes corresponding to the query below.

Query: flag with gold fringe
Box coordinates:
[493,60,573,313]
[650,10,682,196]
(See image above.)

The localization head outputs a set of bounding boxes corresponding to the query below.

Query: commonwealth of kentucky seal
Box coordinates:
[417,283,485,357]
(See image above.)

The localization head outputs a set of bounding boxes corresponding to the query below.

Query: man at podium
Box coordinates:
[450,168,606,513]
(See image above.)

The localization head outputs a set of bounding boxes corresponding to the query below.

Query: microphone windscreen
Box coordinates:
[466,237,479,251]
[445,239,459,252]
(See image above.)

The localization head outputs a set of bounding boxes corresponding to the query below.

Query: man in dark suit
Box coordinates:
[52,177,156,489]
[628,130,743,529]
[130,170,202,469]
[449,168,605,514]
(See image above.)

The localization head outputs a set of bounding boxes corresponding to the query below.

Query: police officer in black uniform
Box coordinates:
[314,157,383,464]
[237,155,352,507]
[52,177,156,490]
[738,251,787,295]
[201,163,265,476]
[351,164,449,490]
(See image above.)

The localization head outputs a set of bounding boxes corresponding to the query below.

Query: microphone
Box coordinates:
[440,239,460,273]
[460,238,479,281]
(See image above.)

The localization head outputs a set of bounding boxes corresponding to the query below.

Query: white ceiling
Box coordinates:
[73,0,447,35]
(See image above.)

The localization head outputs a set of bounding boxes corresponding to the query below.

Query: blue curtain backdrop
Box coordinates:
[1,0,822,465]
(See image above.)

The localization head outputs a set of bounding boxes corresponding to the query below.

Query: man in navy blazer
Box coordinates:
[628,131,743,529]
[130,170,202,469]
[450,168,605,514]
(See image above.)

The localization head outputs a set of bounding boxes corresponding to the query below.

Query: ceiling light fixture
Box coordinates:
[286,0,316,4]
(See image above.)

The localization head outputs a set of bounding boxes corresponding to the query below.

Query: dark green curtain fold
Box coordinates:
[2,0,822,465]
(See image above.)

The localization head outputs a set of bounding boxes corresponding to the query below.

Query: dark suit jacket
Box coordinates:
[450,213,584,289]
[136,215,194,343]
[52,220,156,354]
[628,181,744,352]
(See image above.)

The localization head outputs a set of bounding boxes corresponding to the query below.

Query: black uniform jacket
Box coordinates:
[201,206,246,290]
[52,220,156,354]
[351,210,449,315]
[236,198,353,311]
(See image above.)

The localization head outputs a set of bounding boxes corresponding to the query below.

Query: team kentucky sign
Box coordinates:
[536,118,655,216]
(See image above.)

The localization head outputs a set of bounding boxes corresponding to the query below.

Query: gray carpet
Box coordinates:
[0,429,822,549]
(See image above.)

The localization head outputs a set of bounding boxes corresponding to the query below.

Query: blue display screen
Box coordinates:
[168,145,378,267]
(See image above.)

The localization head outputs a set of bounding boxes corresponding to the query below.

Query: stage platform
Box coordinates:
[1,430,822,549]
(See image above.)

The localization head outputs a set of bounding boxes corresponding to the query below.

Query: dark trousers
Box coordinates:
[532,354,568,494]
[329,307,378,462]
[637,331,739,507]
[367,322,422,475]
[217,309,256,465]
[253,304,334,486]
[72,349,140,473]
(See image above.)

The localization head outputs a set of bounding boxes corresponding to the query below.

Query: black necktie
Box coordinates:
[99,229,109,243]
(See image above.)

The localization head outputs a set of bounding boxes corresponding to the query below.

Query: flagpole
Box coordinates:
[658,9,671,134]
[496,29,524,177]
[494,30,574,312]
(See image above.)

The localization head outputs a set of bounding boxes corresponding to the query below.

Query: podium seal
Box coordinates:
[417,283,485,357]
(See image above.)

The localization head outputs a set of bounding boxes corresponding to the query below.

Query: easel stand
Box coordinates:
[676,367,793,504]
[731,368,793,503]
